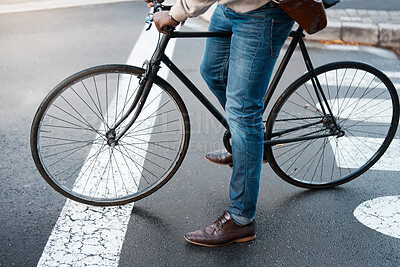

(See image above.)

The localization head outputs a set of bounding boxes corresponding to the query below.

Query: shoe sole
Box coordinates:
[205,156,268,166]
[184,235,256,247]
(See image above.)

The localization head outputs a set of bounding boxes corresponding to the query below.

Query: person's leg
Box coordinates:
[185,3,294,247]
[199,4,232,108]
[224,3,294,225]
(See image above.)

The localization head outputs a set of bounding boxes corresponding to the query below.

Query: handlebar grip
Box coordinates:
[162,25,174,32]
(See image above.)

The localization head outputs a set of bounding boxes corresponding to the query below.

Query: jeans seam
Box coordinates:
[220,52,230,89]
[270,19,276,59]
[244,19,268,114]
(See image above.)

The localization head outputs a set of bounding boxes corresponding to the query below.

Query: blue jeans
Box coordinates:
[200,3,294,225]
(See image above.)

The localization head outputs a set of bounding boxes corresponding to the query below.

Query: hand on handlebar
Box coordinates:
[153,11,179,34]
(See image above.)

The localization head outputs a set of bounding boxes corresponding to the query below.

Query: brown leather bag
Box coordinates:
[272,0,328,34]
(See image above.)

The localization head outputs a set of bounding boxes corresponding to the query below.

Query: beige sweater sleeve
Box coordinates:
[170,0,217,22]
[170,0,271,22]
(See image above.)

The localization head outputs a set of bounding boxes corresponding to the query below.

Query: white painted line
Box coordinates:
[307,70,400,90]
[329,137,400,171]
[360,46,399,60]
[325,45,398,60]
[325,44,360,51]
[37,26,178,266]
[317,96,399,171]
[0,0,136,14]
[327,98,394,124]
[384,71,400,79]
[354,196,400,239]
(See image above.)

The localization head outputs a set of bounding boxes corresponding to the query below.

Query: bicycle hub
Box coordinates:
[106,129,118,146]
[323,115,344,137]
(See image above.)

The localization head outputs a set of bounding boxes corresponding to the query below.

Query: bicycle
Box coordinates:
[30,1,399,206]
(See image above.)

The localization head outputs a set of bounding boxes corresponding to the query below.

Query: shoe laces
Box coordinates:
[212,212,230,231]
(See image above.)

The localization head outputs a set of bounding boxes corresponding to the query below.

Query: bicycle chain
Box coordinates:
[262,116,328,138]
[299,128,327,138]
[274,116,325,122]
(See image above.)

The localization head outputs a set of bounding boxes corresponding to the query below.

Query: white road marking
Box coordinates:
[307,70,400,90]
[325,45,398,60]
[315,71,400,239]
[354,196,400,239]
[329,137,400,171]
[37,26,178,267]
[325,44,360,51]
[384,71,400,79]
[316,69,400,171]
[0,0,135,14]
[327,98,394,124]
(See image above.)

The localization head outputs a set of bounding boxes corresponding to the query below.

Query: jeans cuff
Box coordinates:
[229,211,255,226]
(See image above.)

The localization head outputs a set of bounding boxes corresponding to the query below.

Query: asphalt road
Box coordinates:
[0,1,399,267]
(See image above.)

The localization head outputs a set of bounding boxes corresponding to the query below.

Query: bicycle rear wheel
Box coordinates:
[265,61,399,189]
[31,64,190,205]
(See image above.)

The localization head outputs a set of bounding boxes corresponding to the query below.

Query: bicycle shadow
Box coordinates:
[130,205,173,231]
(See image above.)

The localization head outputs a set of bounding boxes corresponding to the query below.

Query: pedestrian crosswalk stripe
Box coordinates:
[330,137,400,171]
[307,71,400,90]
[384,71,400,78]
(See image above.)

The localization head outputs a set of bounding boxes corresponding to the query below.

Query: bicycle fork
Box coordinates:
[104,61,159,147]
[105,32,172,146]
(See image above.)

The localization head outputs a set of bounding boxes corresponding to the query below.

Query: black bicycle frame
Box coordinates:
[114,26,340,145]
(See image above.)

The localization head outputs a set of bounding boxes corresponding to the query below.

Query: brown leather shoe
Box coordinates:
[205,149,268,166]
[184,211,256,247]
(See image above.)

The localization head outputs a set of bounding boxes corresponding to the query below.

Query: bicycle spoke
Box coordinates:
[117,144,152,185]
[114,145,140,189]
[118,143,159,183]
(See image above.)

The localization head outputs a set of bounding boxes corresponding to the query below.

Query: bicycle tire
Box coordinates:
[265,61,399,189]
[31,64,190,205]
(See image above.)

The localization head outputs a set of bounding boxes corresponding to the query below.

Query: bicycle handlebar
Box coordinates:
[145,0,175,32]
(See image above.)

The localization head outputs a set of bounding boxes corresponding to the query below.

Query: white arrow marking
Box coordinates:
[354,196,400,239]
[37,26,177,267]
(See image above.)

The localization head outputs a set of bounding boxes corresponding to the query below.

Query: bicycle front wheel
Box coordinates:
[31,64,190,205]
[265,61,399,189]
